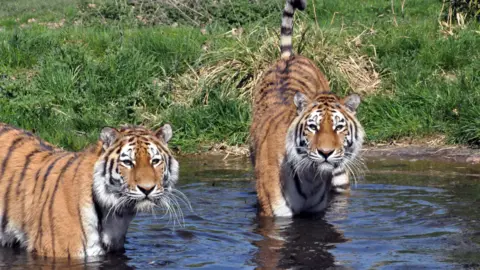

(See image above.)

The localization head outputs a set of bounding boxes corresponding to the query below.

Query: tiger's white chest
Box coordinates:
[101,212,134,250]
[81,204,134,257]
[279,162,331,216]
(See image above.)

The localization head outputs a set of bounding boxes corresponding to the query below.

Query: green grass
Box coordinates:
[0,0,479,152]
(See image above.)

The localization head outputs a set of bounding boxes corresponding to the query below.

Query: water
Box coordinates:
[1,155,480,269]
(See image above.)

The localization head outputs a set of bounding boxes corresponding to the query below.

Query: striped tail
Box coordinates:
[280,0,306,59]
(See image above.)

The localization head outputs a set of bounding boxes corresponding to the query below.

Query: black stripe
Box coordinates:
[108,159,115,175]
[35,190,50,248]
[25,153,54,231]
[260,69,279,79]
[350,119,358,141]
[283,10,294,17]
[72,155,86,182]
[0,126,12,138]
[258,81,277,92]
[258,81,293,102]
[48,154,78,257]
[0,137,27,180]
[16,150,41,195]
[293,173,307,200]
[71,155,88,257]
[108,176,116,186]
[289,76,311,91]
[312,181,328,207]
[32,153,55,195]
[333,170,346,177]
[290,163,307,200]
[102,158,108,177]
[165,155,172,187]
[38,140,54,151]
[2,173,16,233]
[258,72,292,100]
[280,45,293,53]
[281,26,293,36]
[295,125,302,155]
[291,58,315,67]
[257,111,289,151]
[101,145,118,177]
[0,137,27,232]
[17,150,41,232]
[35,153,66,247]
[40,153,70,194]
[92,187,107,252]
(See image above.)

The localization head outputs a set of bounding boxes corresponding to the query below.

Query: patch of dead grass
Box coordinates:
[155,20,382,110]
[369,134,449,148]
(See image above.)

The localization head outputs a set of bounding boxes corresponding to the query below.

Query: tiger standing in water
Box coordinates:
[250,0,365,217]
[0,123,184,257]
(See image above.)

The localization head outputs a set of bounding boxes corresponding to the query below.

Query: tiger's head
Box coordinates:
[286,92,364,173]
[93,124,181,213]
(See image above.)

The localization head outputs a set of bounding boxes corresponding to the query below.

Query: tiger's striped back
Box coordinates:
[251,56,330,159]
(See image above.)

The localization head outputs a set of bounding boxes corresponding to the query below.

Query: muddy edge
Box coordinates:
[183,144,480,165]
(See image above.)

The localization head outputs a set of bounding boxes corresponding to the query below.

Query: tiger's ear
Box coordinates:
[294,92,309,115]
[155,124,172,143]
[343,94,361,114]
[100,127,119,150]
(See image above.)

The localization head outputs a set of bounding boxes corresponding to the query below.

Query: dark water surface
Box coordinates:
[1,155,480,269]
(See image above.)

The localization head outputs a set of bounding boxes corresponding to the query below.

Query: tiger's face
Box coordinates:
[94,124,179,212]
[287,92,364,171]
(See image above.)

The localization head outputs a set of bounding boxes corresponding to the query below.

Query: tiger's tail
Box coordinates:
[280,0,306,59]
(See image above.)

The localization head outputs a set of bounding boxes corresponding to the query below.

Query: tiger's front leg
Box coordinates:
[255,157,293,217]
[27,223,91,258]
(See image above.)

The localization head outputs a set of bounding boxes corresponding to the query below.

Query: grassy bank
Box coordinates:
[0,0,479,152]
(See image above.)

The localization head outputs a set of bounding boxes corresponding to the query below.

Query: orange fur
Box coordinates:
[0,123,179,257]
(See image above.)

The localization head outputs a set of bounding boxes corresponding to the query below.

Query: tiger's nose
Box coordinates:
[317,148,334,159]
[137,184,156,196]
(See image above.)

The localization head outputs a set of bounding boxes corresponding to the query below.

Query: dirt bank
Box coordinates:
[362,145,480,164]
[189,143,480,165]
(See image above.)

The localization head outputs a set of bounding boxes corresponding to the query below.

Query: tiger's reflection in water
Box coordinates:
[0,247,133,270]
[253,194,350,269]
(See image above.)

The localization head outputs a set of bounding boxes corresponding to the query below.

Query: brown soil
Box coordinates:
[362,145,480,164]
[182,143,480,165]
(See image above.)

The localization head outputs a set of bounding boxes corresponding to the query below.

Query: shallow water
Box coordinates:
[1,155,480,269]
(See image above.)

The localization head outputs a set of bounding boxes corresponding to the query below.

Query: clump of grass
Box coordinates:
[444,0,480,23]
[76,0,281,27]
[154,19,381,112]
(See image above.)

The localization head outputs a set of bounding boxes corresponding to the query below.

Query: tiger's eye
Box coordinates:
[335,125,345,132]
[122,160,134,167]
[151,158,161,165]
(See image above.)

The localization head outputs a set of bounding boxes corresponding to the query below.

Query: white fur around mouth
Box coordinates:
[317,162,335,171]
[135,199,157,212]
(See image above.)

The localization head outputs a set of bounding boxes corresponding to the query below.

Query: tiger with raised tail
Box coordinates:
[250,0,365,217]
[0,123,184,257]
